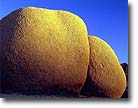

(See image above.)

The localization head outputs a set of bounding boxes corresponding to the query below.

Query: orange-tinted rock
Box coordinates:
[0,7,89,95]
[81,36,126,98]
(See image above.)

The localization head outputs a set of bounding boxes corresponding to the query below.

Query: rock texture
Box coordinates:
[81,36,126,98]
[121,63,128,98]
[0,7,90,95]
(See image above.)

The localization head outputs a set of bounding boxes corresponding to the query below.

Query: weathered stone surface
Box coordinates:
[81,36,126,98]
[121,63,128,98]
[0,7,89,95]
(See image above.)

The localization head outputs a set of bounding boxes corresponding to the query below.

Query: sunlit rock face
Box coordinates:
[0,7,90,95]
[81,36,126,98]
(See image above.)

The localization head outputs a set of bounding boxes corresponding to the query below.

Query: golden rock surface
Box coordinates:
[81,36,126,98]
[0,7,89,94]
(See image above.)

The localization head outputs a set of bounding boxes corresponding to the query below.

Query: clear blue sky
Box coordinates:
[0,0,128,63]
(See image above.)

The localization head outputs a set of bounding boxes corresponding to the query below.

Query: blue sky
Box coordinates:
[0,0,128,63]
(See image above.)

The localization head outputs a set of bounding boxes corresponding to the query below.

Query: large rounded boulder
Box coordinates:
[0,7,90,95]
[81,36,126,98]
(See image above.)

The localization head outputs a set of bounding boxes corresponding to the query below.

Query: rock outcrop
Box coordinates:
[81,36,126,98]
[121,63,128,98]
[0,7,90,95]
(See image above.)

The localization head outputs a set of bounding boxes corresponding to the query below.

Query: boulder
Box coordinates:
[121,63,128,98]
[0,7,89,95]
[81,36,126,98]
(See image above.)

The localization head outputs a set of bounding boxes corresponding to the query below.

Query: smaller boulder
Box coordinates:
[81,36,126,98]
